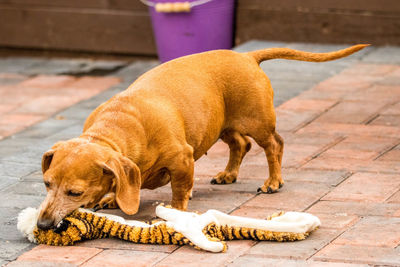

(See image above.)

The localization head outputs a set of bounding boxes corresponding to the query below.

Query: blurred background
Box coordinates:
[0,0,399,60]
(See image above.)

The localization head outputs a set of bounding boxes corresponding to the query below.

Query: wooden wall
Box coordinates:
[0,0,399,55]
[236,0,400,46]
[0,0,156,55]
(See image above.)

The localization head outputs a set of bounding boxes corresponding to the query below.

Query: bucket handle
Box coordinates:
[140,0,213,13]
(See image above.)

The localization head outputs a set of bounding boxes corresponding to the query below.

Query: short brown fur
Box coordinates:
[38,44,368,229]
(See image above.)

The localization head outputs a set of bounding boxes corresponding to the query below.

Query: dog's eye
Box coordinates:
[67,190,83,197]
[44,181,50,188]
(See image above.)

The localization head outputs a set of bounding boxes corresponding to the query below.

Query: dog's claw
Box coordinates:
[257,186,280,194]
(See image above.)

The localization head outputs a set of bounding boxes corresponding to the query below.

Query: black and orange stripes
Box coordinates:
[33,209,311,251]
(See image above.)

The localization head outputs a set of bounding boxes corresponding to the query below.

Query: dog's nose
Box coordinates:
[37,218,54,230]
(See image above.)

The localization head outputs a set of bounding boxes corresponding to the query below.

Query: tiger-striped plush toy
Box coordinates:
[18,205,320,253]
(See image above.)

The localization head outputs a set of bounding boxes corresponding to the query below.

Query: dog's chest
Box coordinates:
[141,167,170,190]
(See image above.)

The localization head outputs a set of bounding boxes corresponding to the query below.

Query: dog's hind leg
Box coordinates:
[211,130,251,185]
[253,131,284,193]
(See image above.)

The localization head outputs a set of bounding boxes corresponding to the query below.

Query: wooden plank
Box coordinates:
[237,0,400,14]
[0,0,147,11]
[235,9,400,46]
[0,6,156,54]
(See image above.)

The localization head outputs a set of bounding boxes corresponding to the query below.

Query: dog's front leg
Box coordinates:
[97,192,118,209]
[169,145,194,210]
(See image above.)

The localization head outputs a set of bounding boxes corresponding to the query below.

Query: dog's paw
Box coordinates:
[210,171,237,185]
[96,192,118,210]
[257,179,284,194]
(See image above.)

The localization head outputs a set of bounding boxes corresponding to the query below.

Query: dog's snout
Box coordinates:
[37,218,54,230]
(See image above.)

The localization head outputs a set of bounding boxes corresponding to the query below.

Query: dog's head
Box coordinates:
[37,138,141,230]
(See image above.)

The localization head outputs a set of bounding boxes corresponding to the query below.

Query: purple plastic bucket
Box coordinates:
[148,0,235,62]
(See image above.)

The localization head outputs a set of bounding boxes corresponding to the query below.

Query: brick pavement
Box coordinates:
[1,42,400,266]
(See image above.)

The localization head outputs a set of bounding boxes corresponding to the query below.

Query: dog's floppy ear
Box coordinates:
[42,150,55,174]
[42,141,65,174]
[103,155,141,215]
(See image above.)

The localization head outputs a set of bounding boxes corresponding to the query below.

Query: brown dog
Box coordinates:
[37,44,367,229]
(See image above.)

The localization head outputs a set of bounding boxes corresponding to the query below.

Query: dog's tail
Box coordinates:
[247,44,369,64]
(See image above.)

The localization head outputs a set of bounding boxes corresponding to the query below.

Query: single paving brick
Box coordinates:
[17,245,102,265]
[81,249,169,267]
[312,244,400,265]
[340,63,398,76]
[0,113,45,127]
[343,84,400,102]
[381,102,400,115]
[77,238,179,253]
[333,216,400,248]
[370,115,400,127]
[242,181,331,211]
[279,98,337,112]
[246,229,343,260]
[283,132,341,146]
[297,122,400,138]
[282,169,350,186]
[6,260,77,267]
[319,149,378,160]
[311,213,359,230]
[0,104,16,114]
[302,156,369,172]
[314,100,387,124]
[281,143,326,168]
[387,190,400,203]
[230,206,281,219]
[307,200,400,217]
[323,172,400,203]
[20,75,76,88]
[230,255,368,267]
[194,178,265,193]
[155,240,255,267]
[276,109,319,132]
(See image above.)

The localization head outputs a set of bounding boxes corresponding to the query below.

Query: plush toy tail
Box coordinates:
[17,207,39,243]
[247,44,369,64]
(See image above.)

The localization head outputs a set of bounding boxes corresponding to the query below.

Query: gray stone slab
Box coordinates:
[114,60,159,84]
[0,259,8,266]
[0,192,43,209]
[0,58,45,73]
[55,106,93,121]
[20,171,43,182]
[361,46,400,64]
[0,161,37,178]
[14,57,127,76]
[22,59,88,75]
[15,118,80,140]
[272,80,314,106]
[0,177,19,191]
[45,124,83,142]
[6,181,46,197]
[0,206,29,241]
[0,240,33,261]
